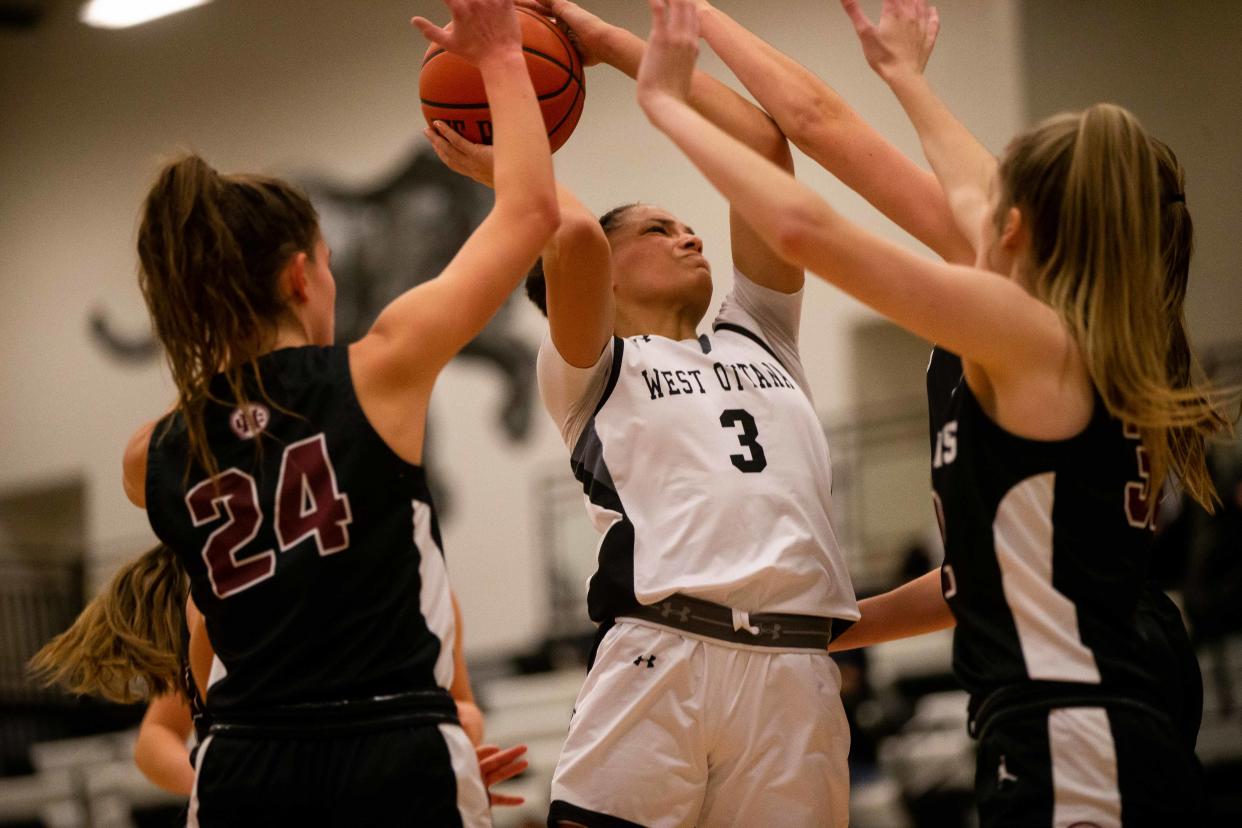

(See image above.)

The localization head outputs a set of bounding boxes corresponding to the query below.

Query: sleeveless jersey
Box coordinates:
[538,270,858,627]
[927,347,1160,702]
[146,346,455,713]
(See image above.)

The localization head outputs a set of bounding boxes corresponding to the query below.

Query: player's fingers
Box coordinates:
[475,744,501,761]
[411,17,450,48]
[479,743,527,772]
[514,0,553,16]
[840,0,873,34]
[490,792,526,807]
[928,6,940,43]
[485,758,529,786]
[435,120,485,158]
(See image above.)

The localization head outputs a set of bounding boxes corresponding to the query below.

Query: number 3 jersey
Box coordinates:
[146,346,456,713]
[538,269,858,627]
[926,347,1161,702]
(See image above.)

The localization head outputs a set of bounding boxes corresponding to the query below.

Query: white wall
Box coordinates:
[1018,0,1242,351]
[0,0,1024,656]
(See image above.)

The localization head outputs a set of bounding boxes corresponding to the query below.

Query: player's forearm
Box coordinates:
[698,5,971,263]
[885,72,995,245]
[697,4,845,151]
[641,92,827,269]
[479,50,559,227]
[134,725,194,796]
[830,570,954,651]
[596,21,788,163]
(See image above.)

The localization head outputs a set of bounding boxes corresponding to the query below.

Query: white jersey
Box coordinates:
[538,269,858,623]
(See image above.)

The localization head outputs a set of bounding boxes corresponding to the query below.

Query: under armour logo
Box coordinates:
[659,602,691,622]
[633,654,656,668]
[759,623,782,641]
[997,755,1019,788]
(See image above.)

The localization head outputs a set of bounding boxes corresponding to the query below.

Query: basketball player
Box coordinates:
[636,0,1232,824]
[683,0,1209,754]
[432,8,856,828]
[108,0,556,822]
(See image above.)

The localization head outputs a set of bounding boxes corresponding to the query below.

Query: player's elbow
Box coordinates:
[494,192,560,249]
[786,94,850,157]
[751,116,794,172]
[771,198,830,267]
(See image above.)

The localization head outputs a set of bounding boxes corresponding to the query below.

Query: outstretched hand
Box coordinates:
[477,743,529,806]
[425,120,496,188]
[518,0,608,66]
[412,0,522,66]
[636,0,700,108]
[841,0,940,83]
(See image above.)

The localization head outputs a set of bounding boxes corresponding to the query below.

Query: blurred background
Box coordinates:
[1,0,1239,825]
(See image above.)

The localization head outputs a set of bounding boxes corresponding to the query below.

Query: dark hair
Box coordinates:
[29,545,189,703]
[524,203,640,317]
[137,153,320,478]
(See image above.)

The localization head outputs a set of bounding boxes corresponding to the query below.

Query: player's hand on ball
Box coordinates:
[841,0,940,83]
[637,0,699,107]
[527,0,608,67]
[412,0,523,66]
[476,743,529,806]
[426,121,496,188]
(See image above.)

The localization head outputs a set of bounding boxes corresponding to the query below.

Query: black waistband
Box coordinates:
[620,593,838,651]
[208,688,458,738]
[969,681,1168,742]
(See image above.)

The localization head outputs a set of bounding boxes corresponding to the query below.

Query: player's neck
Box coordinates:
[268,319,314,353]
[615,305,700,342]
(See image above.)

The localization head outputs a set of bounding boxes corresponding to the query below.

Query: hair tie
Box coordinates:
[1165,193,1185,205]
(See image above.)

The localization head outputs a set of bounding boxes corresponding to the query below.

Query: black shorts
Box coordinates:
[975,703,1205,827]
[190,721,490,827]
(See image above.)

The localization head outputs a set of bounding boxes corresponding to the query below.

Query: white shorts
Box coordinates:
[549,620,850,828]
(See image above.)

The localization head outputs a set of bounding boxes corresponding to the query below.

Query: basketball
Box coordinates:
[419,8,586,153]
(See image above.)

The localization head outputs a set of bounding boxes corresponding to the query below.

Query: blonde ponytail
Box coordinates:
[28,545,188,704]
[999,105,1236,513]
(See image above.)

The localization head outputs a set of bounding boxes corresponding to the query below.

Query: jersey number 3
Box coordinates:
[720,409,767,473]
[185,434,353,599]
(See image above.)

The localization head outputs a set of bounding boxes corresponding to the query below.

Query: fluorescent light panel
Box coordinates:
[80,0,213,30]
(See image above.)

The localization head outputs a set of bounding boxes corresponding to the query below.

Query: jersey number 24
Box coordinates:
[184,434,354,599]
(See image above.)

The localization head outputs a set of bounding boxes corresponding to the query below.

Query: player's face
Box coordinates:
[608,205,713,320]
[304,236,337,345]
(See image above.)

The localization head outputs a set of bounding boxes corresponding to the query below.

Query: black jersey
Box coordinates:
[147,346,455,714]
[926,347,1160,704]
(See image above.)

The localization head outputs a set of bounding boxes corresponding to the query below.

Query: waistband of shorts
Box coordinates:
[618,593,839,651]
[968,681,1168,742]
[207,688,458,738]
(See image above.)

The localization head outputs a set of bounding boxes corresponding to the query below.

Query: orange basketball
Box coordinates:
[419,8,586,153]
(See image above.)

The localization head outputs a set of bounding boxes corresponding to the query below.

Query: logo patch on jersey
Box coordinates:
[229,404,270,440]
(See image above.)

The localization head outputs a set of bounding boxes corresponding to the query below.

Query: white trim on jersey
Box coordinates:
[413,500,456,690]
[207,655,227,691]
[1048,707,1122,828]
[187,734,214,828]
[994,473,1102,683]
[438,724,494,828]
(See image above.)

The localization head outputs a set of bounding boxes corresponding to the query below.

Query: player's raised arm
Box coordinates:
[356,0,559,384]
[533,0,801,293]
[424,118,612,369]
[635,0,1066,375]
[692,1,971,264]
[841,0,996,255]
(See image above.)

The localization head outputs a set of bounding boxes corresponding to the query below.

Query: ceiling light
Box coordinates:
[79,0,213,30]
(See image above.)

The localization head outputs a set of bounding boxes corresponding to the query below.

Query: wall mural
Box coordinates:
[89,147,539,517]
